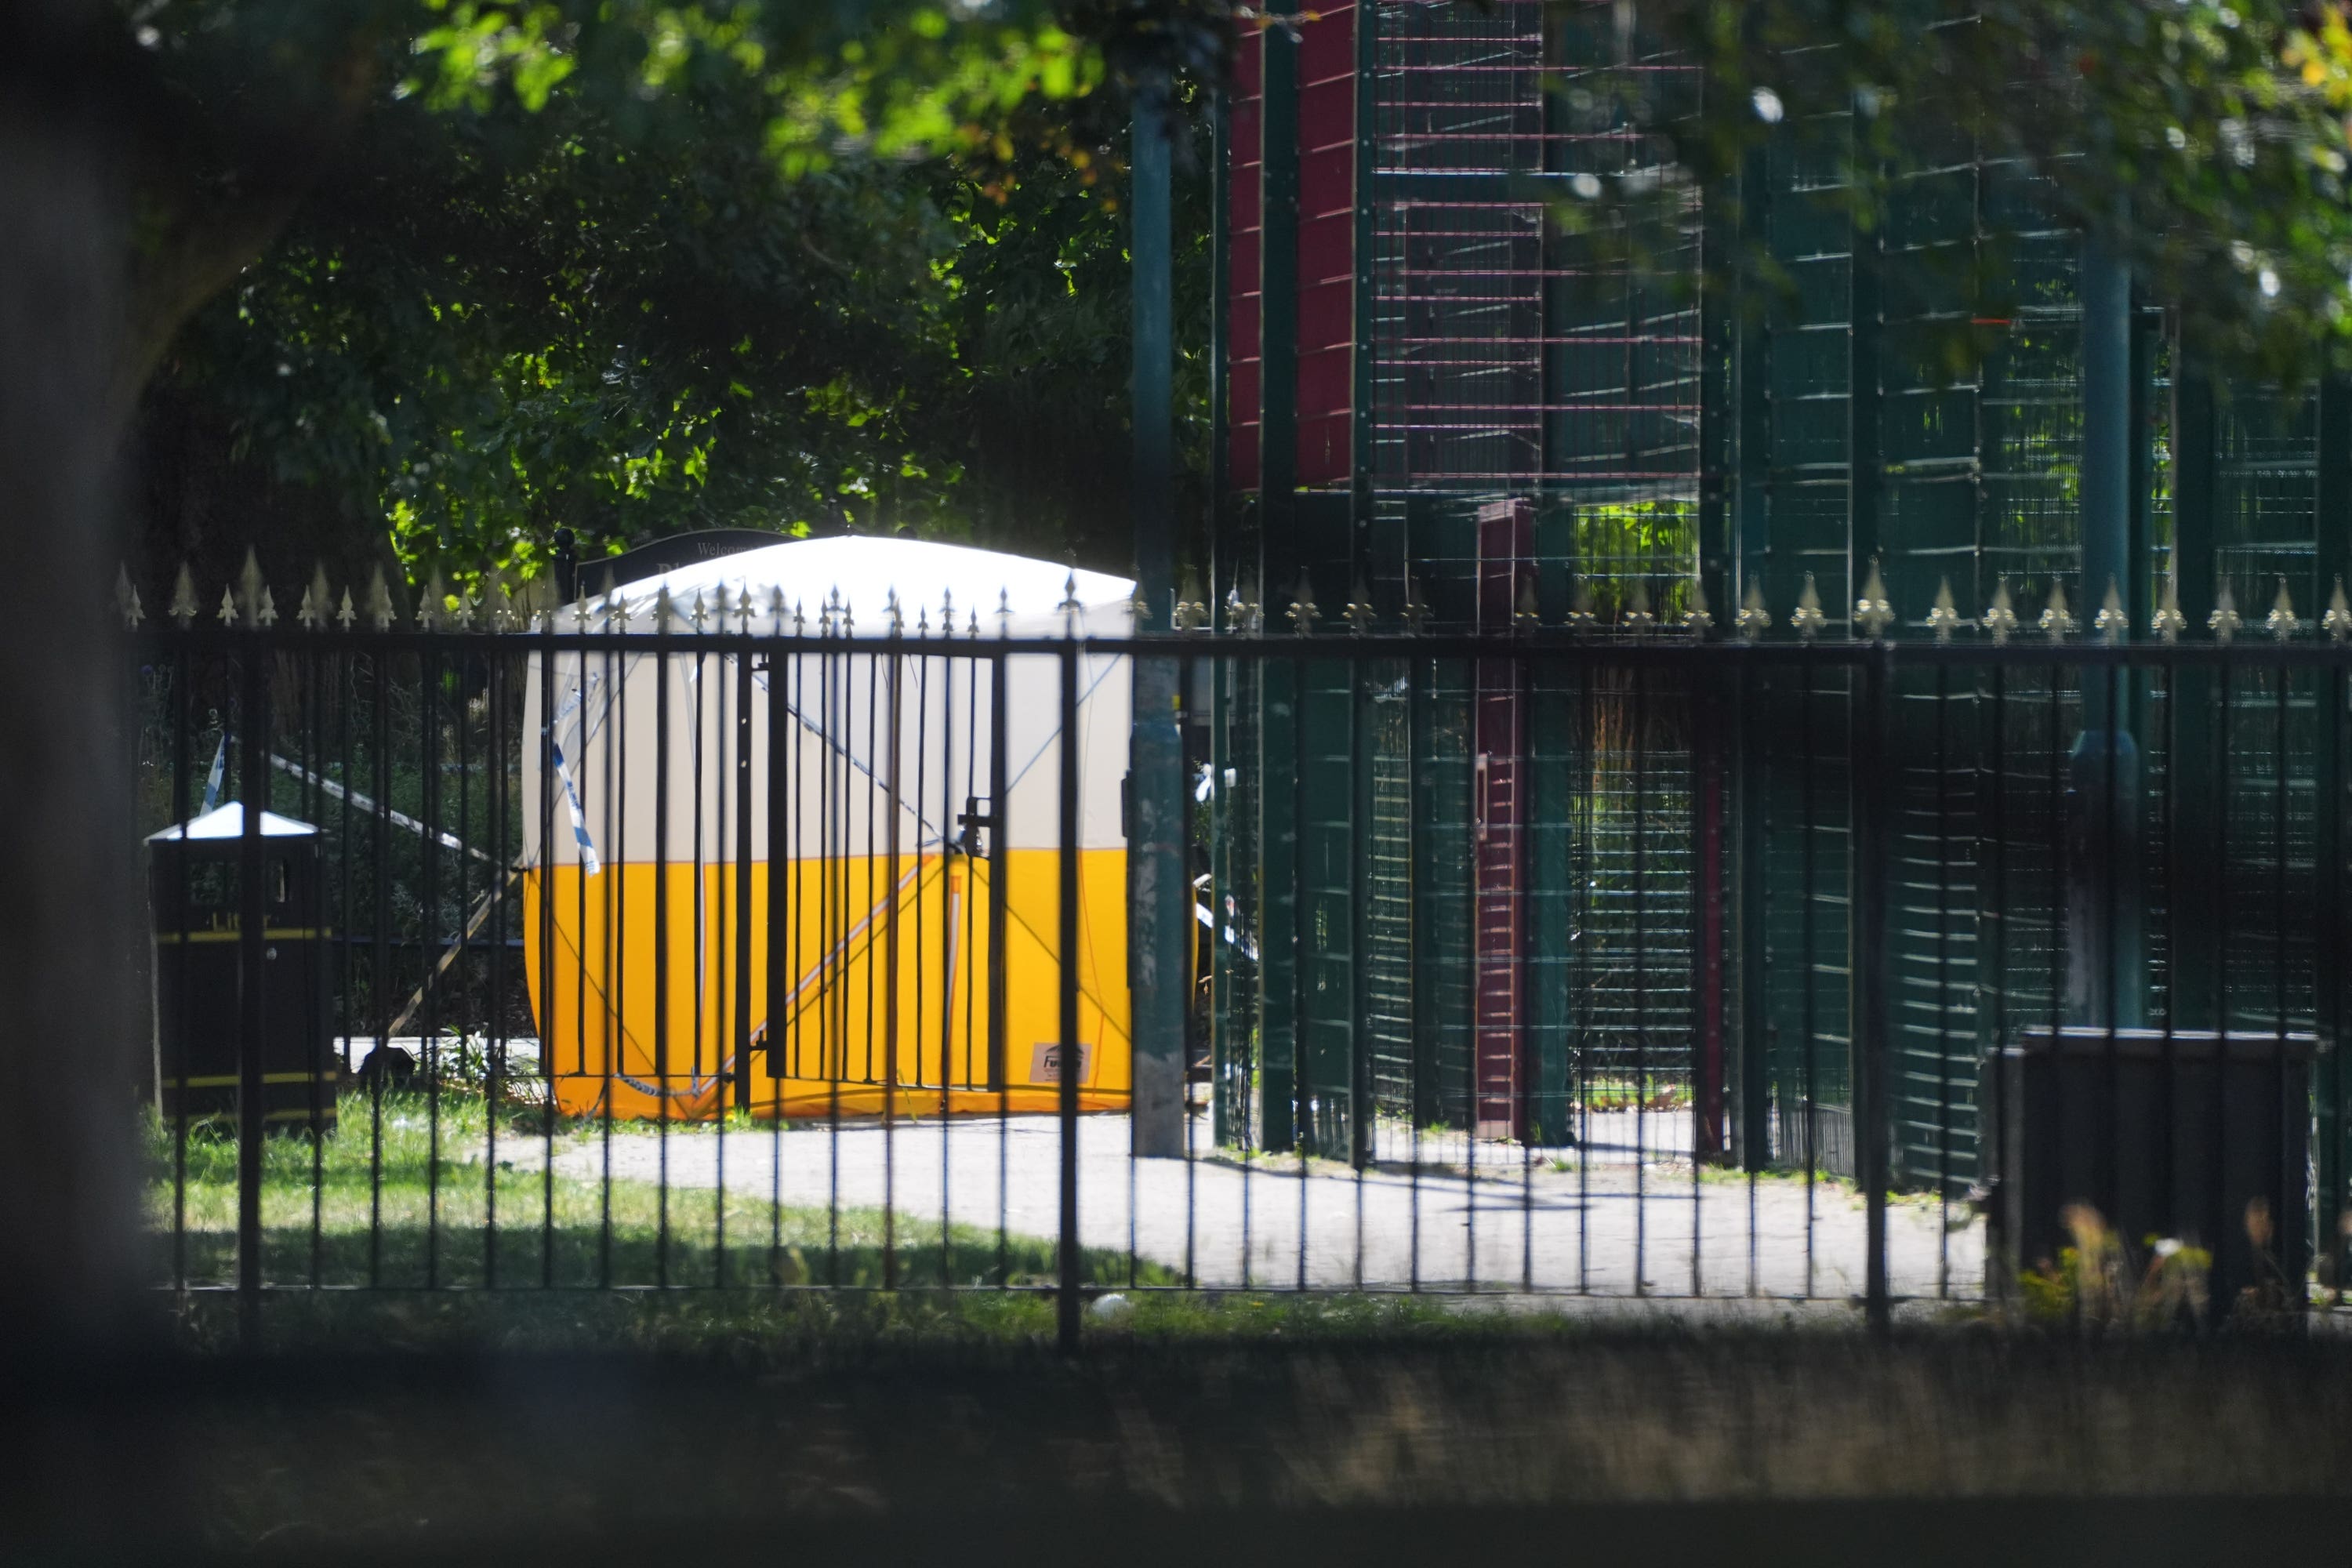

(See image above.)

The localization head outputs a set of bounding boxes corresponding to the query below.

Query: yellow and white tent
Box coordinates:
[520,536,1134,1121]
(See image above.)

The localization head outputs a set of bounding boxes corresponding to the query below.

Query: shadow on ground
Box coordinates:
[13,1327,2352,1564]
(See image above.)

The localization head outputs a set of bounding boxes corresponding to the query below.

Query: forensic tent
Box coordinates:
[520,535,1134,1122]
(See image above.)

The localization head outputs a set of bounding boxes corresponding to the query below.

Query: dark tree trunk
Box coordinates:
[0,10,143,1355]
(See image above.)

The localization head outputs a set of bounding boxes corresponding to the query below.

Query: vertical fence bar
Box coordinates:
[1799,655,1818,1297]
[2325,659,2348,1293]
[1291,642,1308,1291]
[1741,659,1764,1295]
[237,633,269,1342]
[784,608,802,1258]
[601,598,622,1287]
[1352,643,1371,1289]
[304,634,325,1290]
[485,630,504,1289]
[884,627,903,1290]
[2210,661,2233,1301]
[1058,640,1083,1350]
[369,643,390,1287]
[1854,642,1893,1334]
[539,611,559,1288]
[1933,660,1953,1298]
[422,631,443,1290]
[653,609,672,1287]
[1632,664,1648,1297]
[988,639,1007,1288]
[169,646,191,1291]
[735,634,756,1115]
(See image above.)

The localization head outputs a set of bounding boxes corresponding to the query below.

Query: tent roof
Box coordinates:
[602,535,1133,625]
[147,801,318,842]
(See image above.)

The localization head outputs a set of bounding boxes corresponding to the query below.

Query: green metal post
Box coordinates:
[1128,72,1186,1158]
[2067,233,2143,1029]
[1734,135,1773,1171]
[2169,358,2220,1031]
[2313,374,2350,1280]
[1847,124,1882,1184]
[1697,71,1738,1166]
[1257,22,1301,1152]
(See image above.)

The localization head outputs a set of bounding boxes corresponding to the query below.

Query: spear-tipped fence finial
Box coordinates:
[116,565,143,630]
[1233,571,1262,635]
[2328,577,2352,644]
[1683,578,1713,638]
[2095,576,2129,644]
[1624,578,1657,637]
[238,547,266,630]
[1402,569,1430,634]
[1791,573,1826,641]
[1564,575,1597,635]
[2268,575,2300,641]
[2152,576,2187,643]
[490,571,519,630]
[1737,580,1770,641]
[1515,568,1542,633]
[1855,559,1894,639]
[1345,574,1377,636]
[216,586,238,627]
[1984,578,2018,644]
[418,571,448,631]
[366,565,396,631]
[2211,579,2242,644]
[1928,577,1964,644]
[297,564,327,630]
[169,563,199,627]
[2040,579,2075,643]
[1287,568,1320,634]
[336,587,357,632]
[886,586,903,635]
[996,585,1013,634]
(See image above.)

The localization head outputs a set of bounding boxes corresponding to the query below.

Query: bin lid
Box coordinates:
[147,800,318,842]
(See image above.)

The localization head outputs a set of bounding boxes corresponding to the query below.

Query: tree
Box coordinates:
[1592,1,2352,379]
[125,2,1219,597]
[140,64,1218,596]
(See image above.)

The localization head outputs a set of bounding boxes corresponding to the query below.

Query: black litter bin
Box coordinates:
[148,801,337,1132]
[1983,1026,2315,1319]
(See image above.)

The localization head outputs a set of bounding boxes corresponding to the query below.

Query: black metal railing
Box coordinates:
[123,577,2352,1341]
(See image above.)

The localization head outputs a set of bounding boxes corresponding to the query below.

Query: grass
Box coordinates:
[143,1086,1998,1354]
[146,1088,1181,1350]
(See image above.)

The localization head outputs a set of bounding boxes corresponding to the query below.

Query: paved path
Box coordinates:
[528,1110,1985,1301]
